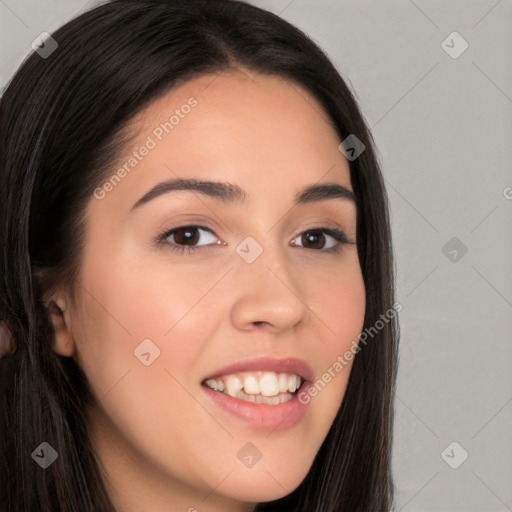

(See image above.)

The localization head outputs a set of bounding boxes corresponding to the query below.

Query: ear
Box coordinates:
[46,296,76,358]
[0,321,16,356]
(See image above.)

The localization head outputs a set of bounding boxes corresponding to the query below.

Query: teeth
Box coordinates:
[226,376,243,396]
[204,371,303,398]
[278,373,288,393]
[234,388,294,404]
[259,372,279,396]
[205,379,218,391]
[243,375,259,395]
[288,374,298,393]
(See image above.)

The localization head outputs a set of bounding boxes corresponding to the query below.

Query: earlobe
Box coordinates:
[47,299,76,357]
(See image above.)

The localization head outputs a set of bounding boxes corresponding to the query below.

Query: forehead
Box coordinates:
[134,68,337,135]
[90,68,352,218]
[128,68,345,172]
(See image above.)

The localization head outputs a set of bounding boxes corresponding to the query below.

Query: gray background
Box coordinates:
[1,1,511,510]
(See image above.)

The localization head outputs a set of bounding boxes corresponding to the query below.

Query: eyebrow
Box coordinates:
[129,178,356,212]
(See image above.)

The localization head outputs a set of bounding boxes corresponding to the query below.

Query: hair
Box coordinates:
[0,0,399,510]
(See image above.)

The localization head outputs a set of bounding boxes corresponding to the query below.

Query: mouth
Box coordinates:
[200,357,313,431]
[202,370,306,405]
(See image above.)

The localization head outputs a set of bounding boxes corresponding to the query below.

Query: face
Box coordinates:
[53,69,366,511]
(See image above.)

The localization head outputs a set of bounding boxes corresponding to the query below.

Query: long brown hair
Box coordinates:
[0,1,399,510]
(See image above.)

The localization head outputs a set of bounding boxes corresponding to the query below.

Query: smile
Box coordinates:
[203,371,303,405]
[201,358,313,431]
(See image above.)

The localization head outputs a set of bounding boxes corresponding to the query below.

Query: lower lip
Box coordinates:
[201,383,310,432]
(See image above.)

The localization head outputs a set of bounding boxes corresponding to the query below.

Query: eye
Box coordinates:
[291,228,350,252]
[156,224,353,255]
[158,225,222,254]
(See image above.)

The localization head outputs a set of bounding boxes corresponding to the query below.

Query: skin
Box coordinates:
[0,323,14,356]
[48,68,366,512]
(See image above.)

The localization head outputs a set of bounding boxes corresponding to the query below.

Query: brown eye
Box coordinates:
[301,230,326,249]
[165,225,217,247]
[172,226,200,245]
[292,228,348,251]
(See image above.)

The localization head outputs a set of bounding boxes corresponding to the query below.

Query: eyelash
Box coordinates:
[155,224,354,255]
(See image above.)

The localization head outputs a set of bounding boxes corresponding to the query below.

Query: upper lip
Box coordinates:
[202,357,315,383]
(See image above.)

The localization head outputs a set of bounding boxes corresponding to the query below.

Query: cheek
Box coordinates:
[72,265,222,485]
[308,255,366,352]
[302,257,366,409]
[72,255,220,422]
[109,254,222,338]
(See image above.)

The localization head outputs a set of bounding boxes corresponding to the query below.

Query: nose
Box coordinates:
[229,241,310,333]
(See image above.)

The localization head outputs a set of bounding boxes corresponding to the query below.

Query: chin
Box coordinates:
[214,464,310,503]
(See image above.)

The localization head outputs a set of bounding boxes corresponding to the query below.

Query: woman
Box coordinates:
[0,0,399,510]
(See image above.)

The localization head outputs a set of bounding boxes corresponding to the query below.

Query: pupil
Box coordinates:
[176,227,198,245]
[304,230,323,249]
